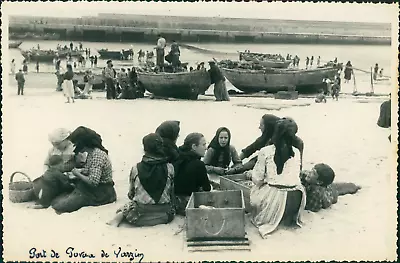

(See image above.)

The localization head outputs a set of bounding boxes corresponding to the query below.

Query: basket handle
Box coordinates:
[10,171,32,185]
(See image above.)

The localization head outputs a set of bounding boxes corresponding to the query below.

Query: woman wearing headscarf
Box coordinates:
[377,94,391,141]
[203,127,242,175]
[51,126,116,214]
[44,128,76,173]
[63,64,75,103]
[227,114,304,174]
[247,118,306,238]
[155,120,180,163]
[174,133,211,215]
[107,133,175,227]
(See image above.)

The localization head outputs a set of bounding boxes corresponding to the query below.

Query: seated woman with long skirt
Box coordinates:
[228,114,304,174]
[203,127,242,176]
[174,133,211,215]
[248,118,306,238]
[51,126,117,214]
[107,133,175,227]
[155,120,181,163]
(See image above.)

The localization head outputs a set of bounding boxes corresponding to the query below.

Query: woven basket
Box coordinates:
[9,171,35,203]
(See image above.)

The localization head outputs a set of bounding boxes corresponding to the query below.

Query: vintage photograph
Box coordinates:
[1,1,398,261]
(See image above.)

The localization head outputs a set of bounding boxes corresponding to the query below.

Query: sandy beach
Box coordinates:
[2,68,397,262]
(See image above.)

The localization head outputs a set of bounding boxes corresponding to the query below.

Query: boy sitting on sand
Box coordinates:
[315,93,327,103]
[32,155,76,209]
[300,163,361,212]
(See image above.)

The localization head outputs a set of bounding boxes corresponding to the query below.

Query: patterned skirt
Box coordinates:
[250,183,306,238]
[117,201,175,227]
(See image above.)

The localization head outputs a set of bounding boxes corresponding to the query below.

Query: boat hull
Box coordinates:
[221,67,339,93]
[9,41,23,49]
[98,49,133,60]
[22,50,82,62]
[138,70,211,100]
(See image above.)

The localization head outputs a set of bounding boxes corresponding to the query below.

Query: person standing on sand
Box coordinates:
[22,60,28,74]
[310,56,314,68]
[94,56,98,67]
[208,61,230,101]
[104,60,116,100]
[156,34,166,71]
[317,56,321,67]
[62,64,75,103]
[11,59,16,75]
[305,57,310,69]
[36,61,40,73]
[15,69,25,96]
[344,61,353,83]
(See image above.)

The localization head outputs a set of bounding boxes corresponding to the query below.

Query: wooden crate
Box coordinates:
[185,190,246,240]
[220,174,252,212]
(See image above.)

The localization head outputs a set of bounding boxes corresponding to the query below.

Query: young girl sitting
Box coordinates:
[300,163,361,212]
[32,155,75,209]
[203,127,242,175]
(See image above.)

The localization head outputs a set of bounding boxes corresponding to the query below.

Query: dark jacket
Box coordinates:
[208,66,225,84]
[15,72,25,84]
[173,150,211,196]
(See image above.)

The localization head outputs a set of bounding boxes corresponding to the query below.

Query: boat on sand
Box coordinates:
[221,64,342,93]
[97,49,133,60]
[9,41,23,49]
[137,69,211,100]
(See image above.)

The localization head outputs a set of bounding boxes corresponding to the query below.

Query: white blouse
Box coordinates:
[251,145,301,187]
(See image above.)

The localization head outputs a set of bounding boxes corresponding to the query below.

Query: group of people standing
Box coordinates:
[155,35,181,72]
[29,115,360,238]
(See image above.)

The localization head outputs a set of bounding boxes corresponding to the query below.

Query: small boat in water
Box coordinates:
[97,49,133,60]
[9,41,23,49]
[239,52,291,68]
[221,64,342,93]
[138,69,211,100]
[22,49,83,62]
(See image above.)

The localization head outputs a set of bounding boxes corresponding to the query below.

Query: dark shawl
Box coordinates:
[155,121,180,163]
[207,127,231,168]
[377,100,391,128]
[137,133,169,204]
[68,126,108,154]
[271,118,297,175]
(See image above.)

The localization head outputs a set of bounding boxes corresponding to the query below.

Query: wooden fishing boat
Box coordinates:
[9,41,23,49]
[97,49,133,60]
[21,49,82,62]
[221,65,341,93]
[239,52,291,68]
[138,69,211,100]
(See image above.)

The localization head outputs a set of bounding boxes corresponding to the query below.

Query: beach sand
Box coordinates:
[2,74,397,261]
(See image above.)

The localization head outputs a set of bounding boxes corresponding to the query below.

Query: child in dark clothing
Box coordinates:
[32,155,75,209]
[300,163,361,212]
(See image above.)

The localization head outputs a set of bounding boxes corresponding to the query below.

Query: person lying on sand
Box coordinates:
[203,127,242,176]
[300,163,361,212]
[315,93,327,103]
[32,155,75,209]
[107,133,175,227]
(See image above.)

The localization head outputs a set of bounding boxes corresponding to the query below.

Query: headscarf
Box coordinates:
[207,127,231,168]
[48,128,71,144]
[254,114,281,148]
[314,163,335,187]
[155,121,180,162]
[174,133,204,175]
[271,118,298,175]
[136,133,168,203]
[68,126,108,154]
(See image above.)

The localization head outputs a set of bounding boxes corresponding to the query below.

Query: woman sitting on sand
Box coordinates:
[51,126,117,214]
[227,114,304,175]
[44,128,76,173]
[173,133,211,215]
[246,118,306,238]
[155,120,181,163]
[107,133,175,227]
[203,127,242,175]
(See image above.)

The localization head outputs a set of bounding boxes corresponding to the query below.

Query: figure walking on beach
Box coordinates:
[208,61,230,101]
[317,56,321,67]
[11,59,16,75]
[15,69,25,96]
[305,57,310,69]
[344,61,353,83]
[62,64,75,103]
[156,34,166,71]
[36,61,40,73]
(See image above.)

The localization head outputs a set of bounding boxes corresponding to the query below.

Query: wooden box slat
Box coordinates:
[186,190,246,240]
[220,174,252,212]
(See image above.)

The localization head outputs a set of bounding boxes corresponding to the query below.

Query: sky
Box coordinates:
[2,1,397,23]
